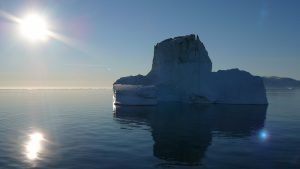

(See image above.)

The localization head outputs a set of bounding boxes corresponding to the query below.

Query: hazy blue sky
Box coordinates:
[0,0,299,87]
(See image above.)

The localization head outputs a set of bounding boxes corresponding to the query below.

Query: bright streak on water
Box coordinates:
[25,132,44,160]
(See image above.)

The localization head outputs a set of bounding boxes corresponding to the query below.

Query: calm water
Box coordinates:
[0,89,299,169]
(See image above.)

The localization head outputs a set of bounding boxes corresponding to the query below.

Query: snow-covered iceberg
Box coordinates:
[113,34,268,105]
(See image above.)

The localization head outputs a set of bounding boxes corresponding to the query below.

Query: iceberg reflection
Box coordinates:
[114,103,267,165]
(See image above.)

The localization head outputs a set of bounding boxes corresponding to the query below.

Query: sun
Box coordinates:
[19,13,49,42]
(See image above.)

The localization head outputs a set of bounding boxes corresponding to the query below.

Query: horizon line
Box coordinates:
[0,86,112,90]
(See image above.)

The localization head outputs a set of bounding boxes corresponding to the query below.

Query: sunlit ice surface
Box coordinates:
[19,14,49,42]
[25,132,44,160]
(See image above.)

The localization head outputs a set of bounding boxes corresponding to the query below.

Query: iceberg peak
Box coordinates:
[150,34,212,75]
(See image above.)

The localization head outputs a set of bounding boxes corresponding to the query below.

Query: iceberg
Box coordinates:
[113,34,268,105]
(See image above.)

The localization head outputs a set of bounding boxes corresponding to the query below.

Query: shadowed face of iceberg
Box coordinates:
[113,103,267,166]
[113,34,268,105]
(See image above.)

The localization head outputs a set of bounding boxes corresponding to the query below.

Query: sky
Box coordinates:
[0,0,299,88]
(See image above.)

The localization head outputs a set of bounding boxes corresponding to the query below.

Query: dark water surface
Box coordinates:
[0,89,299,169]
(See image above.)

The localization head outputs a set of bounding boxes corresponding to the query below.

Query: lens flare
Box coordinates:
[258,129,269,141]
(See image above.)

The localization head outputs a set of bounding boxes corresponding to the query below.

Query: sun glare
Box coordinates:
[25,132,44,160]
[19,14,49,42]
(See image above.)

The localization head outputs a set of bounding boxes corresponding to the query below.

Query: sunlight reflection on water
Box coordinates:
[25,132,44,160]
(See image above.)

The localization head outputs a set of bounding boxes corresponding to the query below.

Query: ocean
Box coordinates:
[0,89,299,169]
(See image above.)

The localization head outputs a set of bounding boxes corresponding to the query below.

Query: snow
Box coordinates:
[113,34,268,105]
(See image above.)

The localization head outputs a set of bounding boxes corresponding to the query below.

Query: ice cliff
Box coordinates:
[113,34,268,105]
